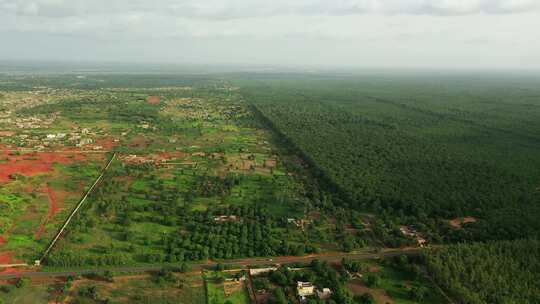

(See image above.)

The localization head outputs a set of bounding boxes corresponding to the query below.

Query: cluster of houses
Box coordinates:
[0,110,12,119]
[0,123,106,150]
[297,281,333,302]
[287,218,311,231]
[249,267,333,303]
[42,128,101,149]
[0,89,58,112]
[0,113,57,130]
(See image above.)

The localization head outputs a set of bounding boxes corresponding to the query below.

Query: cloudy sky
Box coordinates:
[1,0,539,69]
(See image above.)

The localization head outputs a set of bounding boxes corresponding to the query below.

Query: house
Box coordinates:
[225,275,247,282]
[317,288,332,300]
[249,267,278,276]
[214,215,238,223]
[287,218,311,230]
[400,226,428,247]
[297,281,315,301]
[417,237,427,247]
[77,138,93,147]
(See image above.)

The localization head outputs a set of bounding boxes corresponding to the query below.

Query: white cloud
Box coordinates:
[4,0,540,19]
[0,0,539,68]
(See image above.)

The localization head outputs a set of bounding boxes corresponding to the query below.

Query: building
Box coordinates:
[297,281,315,301]
[214,215,238,223]
[400,226,428,247]
[249,267,278,276]
[317,288,333,300]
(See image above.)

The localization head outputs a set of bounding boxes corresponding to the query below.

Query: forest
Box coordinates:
[425,239,540,304]
[235,73,540,242]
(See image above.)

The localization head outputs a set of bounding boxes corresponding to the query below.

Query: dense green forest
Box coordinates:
[235,73,540,241]
[425,239,540,304]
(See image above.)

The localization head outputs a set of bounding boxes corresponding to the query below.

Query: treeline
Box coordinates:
[425,239,540,303]
[0,74,215,90]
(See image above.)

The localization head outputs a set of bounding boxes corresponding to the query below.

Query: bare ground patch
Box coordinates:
[347,279,394,304]
[448,216,477,229]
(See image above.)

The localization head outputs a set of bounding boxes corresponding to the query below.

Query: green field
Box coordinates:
[205,271,251,304]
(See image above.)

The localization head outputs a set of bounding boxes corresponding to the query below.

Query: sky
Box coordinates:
[1,0,539,69]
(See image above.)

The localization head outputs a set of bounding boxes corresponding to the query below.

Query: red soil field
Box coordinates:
[147,95,161,105]
[0,236,6,246]
[94,137,117,150]
[0,252,15,264]
[0,151,86,183]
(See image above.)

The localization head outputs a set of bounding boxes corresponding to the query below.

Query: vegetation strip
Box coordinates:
[1,248,422,279]
[39,153,117,263]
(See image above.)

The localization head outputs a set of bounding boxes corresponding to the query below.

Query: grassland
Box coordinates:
[205,271,251,304]
[0,271,206,304]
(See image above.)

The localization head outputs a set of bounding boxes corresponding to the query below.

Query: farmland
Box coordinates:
[205,271,250,304]
[0,269,206,304]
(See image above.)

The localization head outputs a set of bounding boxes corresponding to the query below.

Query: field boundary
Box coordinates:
[0,149,111,154]
[38,153,117,264]
[0,263,28,268]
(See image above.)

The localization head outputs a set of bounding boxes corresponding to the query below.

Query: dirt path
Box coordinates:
[35,185,62,240]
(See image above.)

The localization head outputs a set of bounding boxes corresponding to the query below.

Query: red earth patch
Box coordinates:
[147,96,161,105]
[0,151,86,183]
[93,137,117,150]
[0,252,14,264]
[0,267,24,274]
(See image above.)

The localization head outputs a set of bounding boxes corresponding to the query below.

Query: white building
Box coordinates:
[297,281,315,301]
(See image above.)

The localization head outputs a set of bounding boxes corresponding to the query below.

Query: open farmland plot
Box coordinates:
[0,271,206,304]
[205,271,251,304]
[64,272,206,304]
